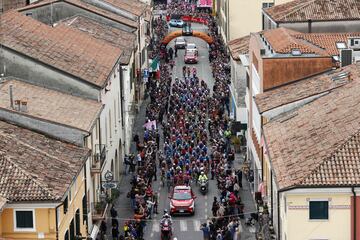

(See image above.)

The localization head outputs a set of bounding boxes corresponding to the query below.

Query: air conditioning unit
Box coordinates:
[340,49,353,67]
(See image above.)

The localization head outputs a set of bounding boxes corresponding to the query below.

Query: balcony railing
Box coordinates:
[91,144,106,172]
[91,201,108,221]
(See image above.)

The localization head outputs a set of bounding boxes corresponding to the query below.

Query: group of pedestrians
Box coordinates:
[119,1,248,239]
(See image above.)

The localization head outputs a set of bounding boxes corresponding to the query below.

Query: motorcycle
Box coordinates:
[161,219,172,240]
[199,179,208,195]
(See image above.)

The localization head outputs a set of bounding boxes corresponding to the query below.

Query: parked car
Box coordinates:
[182,25,193,36]
[169,19,185,28]
[175,37,187,49]
[169,185,196,215]
[184,50,198,64]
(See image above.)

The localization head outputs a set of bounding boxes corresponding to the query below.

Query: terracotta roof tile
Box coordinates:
[263,28,327,55]
[0,121,90,202]
[1,11,122,87]
[228,35,250,60]
[17,0,138,28]
[263,28,360,56]
[0,0,27,12]
[255,68,351,113]
[264,63,360,189]
[264,0,360,23]
[61,15,136,64]
[103,0,147,17]
[0,78,103,132]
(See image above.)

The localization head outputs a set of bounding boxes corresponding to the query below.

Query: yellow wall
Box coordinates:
[0,208,57,239]
[228,0,292,40]
[0,168,87,240]
[58,168,87,240]
[283,193,351,240]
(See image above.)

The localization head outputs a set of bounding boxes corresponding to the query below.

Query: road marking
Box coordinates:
[152,222,160,232]
[193,220,201,231]
[150,232,154,238]
[180,220,187,231]
[204,195,208,200]
[205,202,208,207]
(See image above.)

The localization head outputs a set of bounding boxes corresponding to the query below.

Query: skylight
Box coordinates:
[336,42,347,49]
[291,49,302,56]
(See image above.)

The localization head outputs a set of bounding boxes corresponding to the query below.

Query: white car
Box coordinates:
[175,37,187,49]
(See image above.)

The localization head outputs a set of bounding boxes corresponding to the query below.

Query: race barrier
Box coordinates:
[166,15,209,25]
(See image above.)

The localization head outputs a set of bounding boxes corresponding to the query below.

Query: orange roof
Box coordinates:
[263,27,360,56]
[264,0,360,23]
[264,63,360,189]
[228,35,250,60]
[1,11,122,87]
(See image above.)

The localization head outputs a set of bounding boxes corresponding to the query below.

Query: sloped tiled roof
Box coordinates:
[264,0,360,23]
[17,0,138,28]
[103,0,147,17]
[0,121,90,202]
[0,79,103,132]
[0,0,27,12]
[296,32,360,55]
[263,27,360,56]
[61,15,136,64]
[0,11,122,87]
[264,63,360,189]
[255,68,351,113]
[228,35,250,60]
[263,28,327,55]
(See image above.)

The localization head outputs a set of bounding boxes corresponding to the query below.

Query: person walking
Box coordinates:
[200,223,211,240]
[112,224,119,240]
[168,47,174,60]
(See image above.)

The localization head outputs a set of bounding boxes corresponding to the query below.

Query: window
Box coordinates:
[69,187,72,203]
[70,219,75,240]
[64,230,69,240]
[262,2,274,8]
[14,210,35,231]
[63,196,68,214]
[75,209,81,236]
[82,195,88,224]
[309,201,329,220]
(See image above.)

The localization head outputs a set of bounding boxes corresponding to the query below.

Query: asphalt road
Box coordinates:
[144,23,216,240]
[112,23,218,240]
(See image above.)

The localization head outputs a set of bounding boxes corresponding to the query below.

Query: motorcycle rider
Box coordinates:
[160,209,173,228]
[198,171,208,182]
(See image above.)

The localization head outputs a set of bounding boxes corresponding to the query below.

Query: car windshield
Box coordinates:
[173,191,192,200]
[186,52,195,57]
[177,38,185,42]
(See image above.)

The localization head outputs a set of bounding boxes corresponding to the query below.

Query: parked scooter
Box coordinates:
[199,179,208,195]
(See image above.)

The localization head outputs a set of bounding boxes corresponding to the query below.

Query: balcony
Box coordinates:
[91,201,108,221]
[91,144,106,173]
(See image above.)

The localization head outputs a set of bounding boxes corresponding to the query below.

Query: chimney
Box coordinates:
[9,85,14,109]
[308,19,312,33]
[14,100,20,111]
[20,101,28,112]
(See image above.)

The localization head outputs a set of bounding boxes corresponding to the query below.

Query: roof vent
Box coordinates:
[14,100,21,111]
[20,101,28,112]
[291,49,302,56]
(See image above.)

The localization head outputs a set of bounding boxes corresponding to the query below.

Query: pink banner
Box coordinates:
[198,0,212,8]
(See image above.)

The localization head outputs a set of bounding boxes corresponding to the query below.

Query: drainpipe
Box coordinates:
[353,187,357,240]
[277,190,281,240]
[271,171,273,220]
[55,203,62,240]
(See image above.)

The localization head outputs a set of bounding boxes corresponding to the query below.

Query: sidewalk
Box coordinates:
[234,151,257,240]
[104,97,150,238]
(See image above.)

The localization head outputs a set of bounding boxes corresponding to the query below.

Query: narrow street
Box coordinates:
[110,21,256,240]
